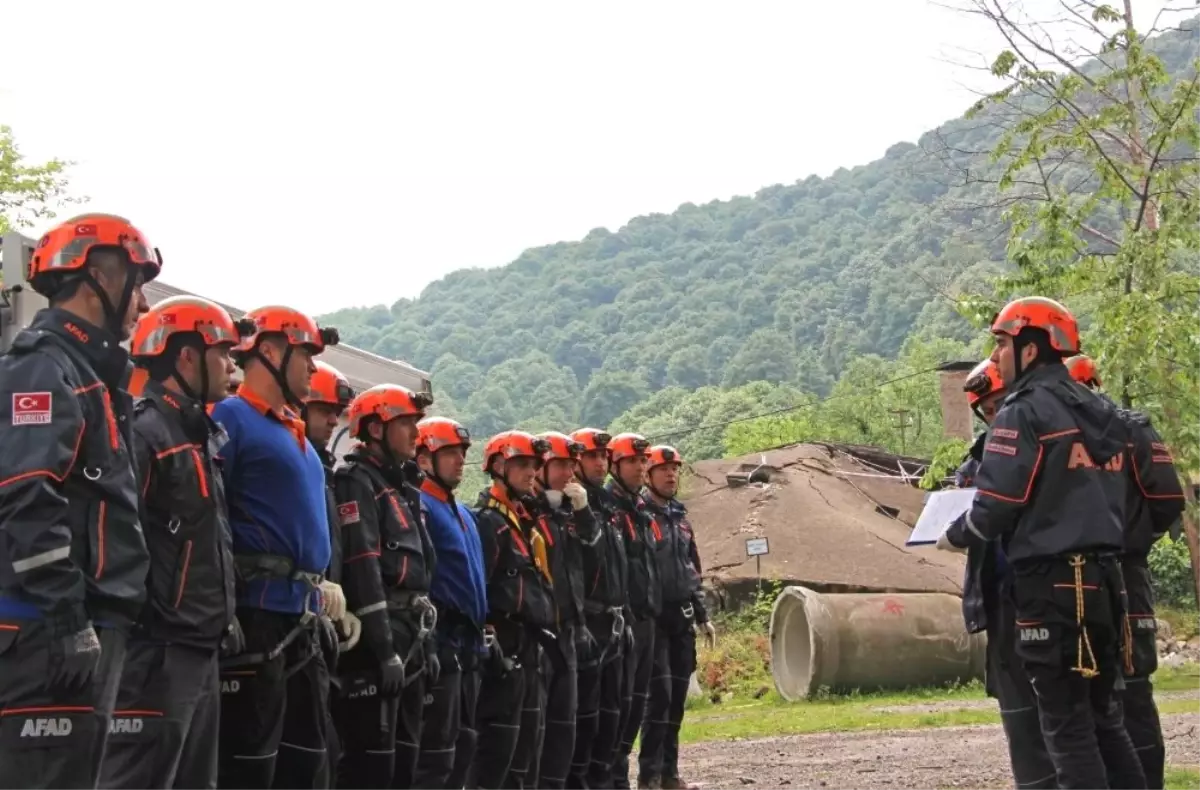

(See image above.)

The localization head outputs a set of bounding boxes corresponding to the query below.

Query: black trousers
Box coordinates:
[100,641,221,790]
[583,612,628,787]
[507,657,545,789]
[0,622,127,790]
[638,608,696,784]
[538,626,579,789]
[613,617,656,790]
[984,595,1056,790]
[415,647,464,789]
[447,665,481,790]
[469,627,531,790]
[569,626,603,789]
[1012,556,1146,790]
[332,670,424,789]
[1121,560,1165,789]
[217,608,329,790]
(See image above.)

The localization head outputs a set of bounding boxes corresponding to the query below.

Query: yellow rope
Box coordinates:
[1070,554,1099,678]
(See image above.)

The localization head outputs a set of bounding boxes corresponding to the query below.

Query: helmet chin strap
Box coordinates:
[250,344,303,410]
[170,341,211,408]
[82,266,138,339]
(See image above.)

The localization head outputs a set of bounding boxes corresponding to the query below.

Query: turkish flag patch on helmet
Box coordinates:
[12,392,52,425]
[337,501,361,525]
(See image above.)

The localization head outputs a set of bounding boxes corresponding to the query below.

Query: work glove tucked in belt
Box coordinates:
[381,653,406,697]
[221,616,246,657]
[50,617,101,693]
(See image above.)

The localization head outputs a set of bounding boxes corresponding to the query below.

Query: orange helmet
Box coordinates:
[233,306,339,356]
[538,431,585,462]
[608,432,650,464]
[417,417,472,454]
[130,295,250,360]
[346,384,433,439]
[991,296,1080,355]
[963,359,1006,408]
[647,445,683,469]
[482,430,550,472]
[28,213,162,298]
[1065,354,1102,388]
[571,427,612,453]
[307,361,354,410]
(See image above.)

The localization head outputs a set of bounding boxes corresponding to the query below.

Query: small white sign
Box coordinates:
[745,537,770,557]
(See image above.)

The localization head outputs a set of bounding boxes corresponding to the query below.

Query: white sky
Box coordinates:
[1,0,1181,316]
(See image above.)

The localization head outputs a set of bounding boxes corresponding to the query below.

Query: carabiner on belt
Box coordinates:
[416,596,438,640]
[681,602,695,620]
[610,607,626,638]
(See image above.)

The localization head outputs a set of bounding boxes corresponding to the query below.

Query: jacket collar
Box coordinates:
[32,308,129,388]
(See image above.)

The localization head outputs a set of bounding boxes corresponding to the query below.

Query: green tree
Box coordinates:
[959,1,1200,592]
[0,125,79,237]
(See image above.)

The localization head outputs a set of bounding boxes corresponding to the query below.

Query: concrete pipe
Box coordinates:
[769,585,987,700]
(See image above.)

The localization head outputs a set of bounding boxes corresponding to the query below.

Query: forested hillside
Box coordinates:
[320,20,1198,462]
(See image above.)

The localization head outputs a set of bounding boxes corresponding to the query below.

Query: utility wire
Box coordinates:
[457,360,956,466]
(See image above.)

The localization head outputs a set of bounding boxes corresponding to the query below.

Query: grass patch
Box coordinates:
[1165,766,1200,790]
[687,582,1198,744]
[1159,605,1200,642]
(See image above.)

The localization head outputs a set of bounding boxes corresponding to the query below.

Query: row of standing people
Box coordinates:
[0,213,715,790]
[935,296,1187,790]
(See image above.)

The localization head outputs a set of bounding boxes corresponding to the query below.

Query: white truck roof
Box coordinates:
[2,231,430,396]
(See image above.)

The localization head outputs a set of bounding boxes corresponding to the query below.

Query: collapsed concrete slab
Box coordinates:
[681,442,967,608]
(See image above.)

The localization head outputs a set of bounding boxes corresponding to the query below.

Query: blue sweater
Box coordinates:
[421,481,488,649]
[212,395,330,614]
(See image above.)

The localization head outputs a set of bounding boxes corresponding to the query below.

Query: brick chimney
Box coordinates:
[937,361,979,441]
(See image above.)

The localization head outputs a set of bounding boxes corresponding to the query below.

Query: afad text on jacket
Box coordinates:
[947,364,1129,562]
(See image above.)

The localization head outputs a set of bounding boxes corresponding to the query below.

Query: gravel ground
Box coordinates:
[673,713,1200,789]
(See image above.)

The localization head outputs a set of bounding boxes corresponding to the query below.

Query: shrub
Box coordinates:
[1149,536,1196,608]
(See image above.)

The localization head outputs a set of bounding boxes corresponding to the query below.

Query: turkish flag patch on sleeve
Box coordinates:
[12,392,52,425]
[337,502,361,526]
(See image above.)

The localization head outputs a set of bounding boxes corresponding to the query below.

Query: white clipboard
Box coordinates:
[906,487,977,546]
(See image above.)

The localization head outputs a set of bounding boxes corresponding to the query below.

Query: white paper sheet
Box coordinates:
[906,487,978,546]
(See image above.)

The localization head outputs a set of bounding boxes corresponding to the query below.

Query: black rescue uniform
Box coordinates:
[609,480,662,790]
[532,492,601,790]
[333,453,437,789]
[955,432,1056,790]
[0,309,148,790]
[945,364,1145,789]
[314,444,344,790]
[1115,408,1185,789]
[575,478,629,790]
[101,381,235,790]
[638,494,706,788]
[469,486,555,790]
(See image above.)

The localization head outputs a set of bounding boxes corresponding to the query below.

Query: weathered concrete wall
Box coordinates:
[938,369,974,441]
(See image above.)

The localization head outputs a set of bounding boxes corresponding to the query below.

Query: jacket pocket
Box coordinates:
[173,540,194,609]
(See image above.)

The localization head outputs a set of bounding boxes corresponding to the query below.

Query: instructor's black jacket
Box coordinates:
[1118,409,1185,558]
[131,381,235,649]
[0,309,148,634]
[946,364,1128,562]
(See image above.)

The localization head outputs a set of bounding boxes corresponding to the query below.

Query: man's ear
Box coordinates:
[367,420,385,443]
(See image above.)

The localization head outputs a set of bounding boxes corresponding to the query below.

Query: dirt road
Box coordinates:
[678,713,1199,789]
